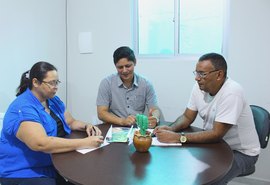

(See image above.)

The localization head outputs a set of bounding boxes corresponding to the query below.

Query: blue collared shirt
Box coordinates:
[0,88,71,178]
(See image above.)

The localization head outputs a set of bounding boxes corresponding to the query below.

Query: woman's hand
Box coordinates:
[83,135,104,148]
[85,125,102,136]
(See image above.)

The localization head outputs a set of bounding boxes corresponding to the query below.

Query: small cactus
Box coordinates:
[136,114,148,136]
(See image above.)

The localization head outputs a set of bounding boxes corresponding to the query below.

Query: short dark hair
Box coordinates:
[113,46,136,65]
[16,61,57,96]
[199,53,227,77]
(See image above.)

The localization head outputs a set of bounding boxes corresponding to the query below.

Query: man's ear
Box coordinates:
[217,70,225,81]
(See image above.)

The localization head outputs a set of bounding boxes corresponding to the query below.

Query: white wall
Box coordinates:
[0,0,67,113]
[227,0,270,180]
[66,0,131,123]
[1,0,269,182]
[66,0,270,181]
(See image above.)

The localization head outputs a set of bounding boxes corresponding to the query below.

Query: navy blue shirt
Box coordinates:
[0,88,71,178]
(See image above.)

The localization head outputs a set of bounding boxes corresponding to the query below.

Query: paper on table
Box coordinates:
[105,125,113,141]
[151,137,182,146]
[127,125,134,145]
[76,141,110,154]
[146,129,182,146]
[106,125,133,143]
[148,128,154,134]
[76,126,112,154]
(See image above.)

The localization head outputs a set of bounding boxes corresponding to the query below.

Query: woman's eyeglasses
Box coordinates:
[42,80,61,87]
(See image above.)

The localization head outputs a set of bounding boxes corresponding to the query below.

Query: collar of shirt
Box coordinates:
[26,88,46,111]
[117,73,139,88]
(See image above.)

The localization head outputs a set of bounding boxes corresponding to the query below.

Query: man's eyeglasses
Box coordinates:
[193,70,219,78]
[42,80,61,87]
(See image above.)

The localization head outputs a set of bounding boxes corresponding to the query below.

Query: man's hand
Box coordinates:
[148,116,158,129]
[155,129,180,143]
[148,108,160,128]
[121,115,136,126]
[153,125,172,133]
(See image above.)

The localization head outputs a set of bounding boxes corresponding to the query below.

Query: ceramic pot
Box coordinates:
[133,130,152,152]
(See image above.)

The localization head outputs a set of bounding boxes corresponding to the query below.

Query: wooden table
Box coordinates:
[52,124,233,185]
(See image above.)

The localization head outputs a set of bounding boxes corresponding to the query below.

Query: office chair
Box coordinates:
[251,105,270,149]
[238,105,270,176]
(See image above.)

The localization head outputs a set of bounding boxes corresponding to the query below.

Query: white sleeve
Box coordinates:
[187,84,198,111]
[215,94,244,125]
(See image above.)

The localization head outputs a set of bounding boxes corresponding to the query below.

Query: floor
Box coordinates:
[229,177,270,185]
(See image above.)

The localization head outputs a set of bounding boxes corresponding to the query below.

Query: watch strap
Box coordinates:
[152,115,160,123]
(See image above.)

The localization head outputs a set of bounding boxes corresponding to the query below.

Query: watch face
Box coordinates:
[180,136,187,143]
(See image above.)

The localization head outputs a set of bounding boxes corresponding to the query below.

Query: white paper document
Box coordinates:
[105,125,134,144]
[76,142,110,154]
[76,126,112,154]
[105,125,113,141]
[151,137,182,146]
[147,129,181,146]
[127,125,134,145]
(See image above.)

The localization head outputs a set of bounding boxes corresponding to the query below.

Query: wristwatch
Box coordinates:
[179,132,187,143]
[152,115,160,124]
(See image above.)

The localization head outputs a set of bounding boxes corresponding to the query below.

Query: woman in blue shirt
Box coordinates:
[0,62,104,185]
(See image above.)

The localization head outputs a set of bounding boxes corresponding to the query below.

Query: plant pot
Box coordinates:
[133,130,152,152]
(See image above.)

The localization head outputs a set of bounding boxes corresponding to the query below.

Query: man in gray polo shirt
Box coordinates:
[96,46,160,127]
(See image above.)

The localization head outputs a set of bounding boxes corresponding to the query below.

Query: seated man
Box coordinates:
[96,46,161,128]
[154,53,260,184]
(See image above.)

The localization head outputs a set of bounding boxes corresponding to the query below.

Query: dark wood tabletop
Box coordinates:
[52,123,233,185]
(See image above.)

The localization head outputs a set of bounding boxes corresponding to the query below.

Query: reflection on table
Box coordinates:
[52,123,233,185]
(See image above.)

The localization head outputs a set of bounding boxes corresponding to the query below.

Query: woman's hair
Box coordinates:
[16,61,57,96]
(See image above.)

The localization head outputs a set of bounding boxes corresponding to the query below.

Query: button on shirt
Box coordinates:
[96,73,158,118]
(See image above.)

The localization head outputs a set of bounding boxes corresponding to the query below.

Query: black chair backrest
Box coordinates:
[250,105,270,149]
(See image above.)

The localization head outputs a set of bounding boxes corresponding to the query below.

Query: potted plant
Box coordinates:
[133,114,152,152]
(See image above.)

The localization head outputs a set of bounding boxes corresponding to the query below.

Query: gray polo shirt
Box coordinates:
[96,73,158,118]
